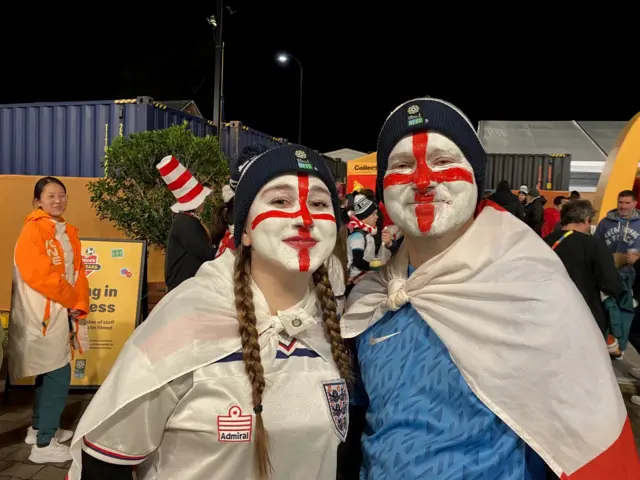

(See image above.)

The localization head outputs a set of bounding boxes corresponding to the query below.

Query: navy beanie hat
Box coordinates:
[232,144,340,247]
[376,97,486,202]
[351,194,377,220]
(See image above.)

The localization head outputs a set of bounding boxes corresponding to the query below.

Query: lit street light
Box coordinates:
[277,53,303,144]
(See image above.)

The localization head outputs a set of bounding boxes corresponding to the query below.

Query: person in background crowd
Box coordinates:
[346,193,379,292]
[8,177,90,463]
[327,225,348,314]
[212,144,272,261]
[570,190,581,200]
[595,190,640,266]
[378,201,403,254]
[542,195,568,237]
[159,156,215,291]
[490,180,525,220]
[524,187,545,235]
[210,184,236,259]
[0,321,4,372]
[339,97,640,479]
[356,188,400,260]
[624,247,640,405]
[68,145,351,480]
[616,192,640,389]
[545,200,622,337]
[518,185,528,206]
[336,181,347,207]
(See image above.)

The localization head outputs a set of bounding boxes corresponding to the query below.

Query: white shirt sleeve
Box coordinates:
[81,374,192,465]
[347,232,366,252]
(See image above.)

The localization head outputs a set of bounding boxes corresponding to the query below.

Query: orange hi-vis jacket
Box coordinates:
[8,209,90,382]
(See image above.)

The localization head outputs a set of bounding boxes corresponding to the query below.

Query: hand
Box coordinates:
[381,229,392,247]
[627,252,640,265]
[69,309,83,318]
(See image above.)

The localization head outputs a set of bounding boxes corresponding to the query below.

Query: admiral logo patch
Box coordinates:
[217,406,253,443]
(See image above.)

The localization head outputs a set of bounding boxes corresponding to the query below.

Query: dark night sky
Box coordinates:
[3,5,638,153]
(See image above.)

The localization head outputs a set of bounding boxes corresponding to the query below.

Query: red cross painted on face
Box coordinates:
[382,132,474,233]
[250,173,336,271]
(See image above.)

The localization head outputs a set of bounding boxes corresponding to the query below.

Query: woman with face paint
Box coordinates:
[67,144,351,480]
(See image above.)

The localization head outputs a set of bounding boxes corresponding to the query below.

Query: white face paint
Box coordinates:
[245,173,337,272]
[383,132,477,237]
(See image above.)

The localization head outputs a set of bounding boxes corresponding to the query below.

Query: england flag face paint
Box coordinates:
[245,173,337,272]
[383,132,477,237]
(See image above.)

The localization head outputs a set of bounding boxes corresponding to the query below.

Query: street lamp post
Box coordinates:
[277,53,303,145]
[207,1,225,135]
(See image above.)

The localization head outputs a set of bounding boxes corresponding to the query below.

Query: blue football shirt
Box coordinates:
[352,268,546,479]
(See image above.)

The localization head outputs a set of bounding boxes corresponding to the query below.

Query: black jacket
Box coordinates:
[489,190,525,220]
[525,197,545,236]
[164,213,215,291]
[546,229,622,335]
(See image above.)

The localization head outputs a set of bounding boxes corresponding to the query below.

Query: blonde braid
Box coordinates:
[313,265,352,382]
[233,245,272,479]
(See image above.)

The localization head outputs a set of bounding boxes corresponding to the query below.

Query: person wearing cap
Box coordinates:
[345,193,379,288]
[157,155,216,291]
[209,144,272,260]
[339,97,639,479]
[490,180,525,220]
[518,185,528,206]
[67,144,351,480]
[525,187,545,236]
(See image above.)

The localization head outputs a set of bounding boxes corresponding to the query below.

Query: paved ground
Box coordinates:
[1,354,640,479]
[0,388,90,479]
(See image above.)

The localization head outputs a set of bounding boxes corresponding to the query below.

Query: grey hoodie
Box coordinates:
[594,209,640,253]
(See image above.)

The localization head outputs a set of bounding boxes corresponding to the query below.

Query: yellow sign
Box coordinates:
[347,152,377,176]
[11,239,146,388]
[71,239,146,387]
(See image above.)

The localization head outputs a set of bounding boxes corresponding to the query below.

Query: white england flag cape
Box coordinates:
[341,201,640,479]
[65,250,336,479]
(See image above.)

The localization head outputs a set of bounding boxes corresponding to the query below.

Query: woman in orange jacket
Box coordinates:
[7,177,89,464]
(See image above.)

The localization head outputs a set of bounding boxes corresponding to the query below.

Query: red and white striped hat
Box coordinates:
[156,155,212,213]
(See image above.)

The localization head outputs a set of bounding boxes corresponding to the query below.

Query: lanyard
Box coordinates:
[551,230,574,250]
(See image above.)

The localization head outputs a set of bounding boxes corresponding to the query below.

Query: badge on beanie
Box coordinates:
[295,150,314,170]
[407,104,425,127]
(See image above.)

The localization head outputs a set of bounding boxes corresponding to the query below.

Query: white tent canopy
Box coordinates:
[324,148,368,163]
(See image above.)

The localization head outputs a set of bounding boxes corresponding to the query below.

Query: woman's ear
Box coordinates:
[241,231,251,247]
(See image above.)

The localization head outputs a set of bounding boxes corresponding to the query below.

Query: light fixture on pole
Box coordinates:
[276,53,303,144]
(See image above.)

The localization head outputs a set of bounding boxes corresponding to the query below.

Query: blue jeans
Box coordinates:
[32,363,71,446]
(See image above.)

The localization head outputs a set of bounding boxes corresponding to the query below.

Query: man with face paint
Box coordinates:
[340,98,640,479]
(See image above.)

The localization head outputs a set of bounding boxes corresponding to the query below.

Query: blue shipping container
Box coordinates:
[0,96,216,177]
[220,120,289,165]
[219,121,345,180]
